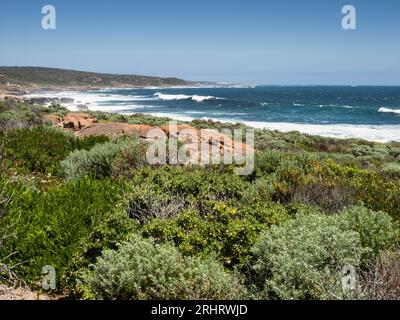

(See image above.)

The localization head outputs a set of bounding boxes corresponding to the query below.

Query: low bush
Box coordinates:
[111,139,148,178]
[0,100,43,130]
[290,180,357,213]
[61,140,126,180]
[126,186,189,221]
[0,178,123,287]
[252,212,363,300]
[61,137,147,180]
[129,165,248,201]
[327,161,400,218]
[382,162,400,177]
[141,200,287,269]
[336,206,399,264]
[81,234,247,300]
[0,126,109,176]
[252,206,399,299]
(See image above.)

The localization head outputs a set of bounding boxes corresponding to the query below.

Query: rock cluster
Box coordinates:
[49,113,254,162]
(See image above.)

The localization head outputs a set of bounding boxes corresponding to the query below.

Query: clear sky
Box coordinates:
[0,0,399,85]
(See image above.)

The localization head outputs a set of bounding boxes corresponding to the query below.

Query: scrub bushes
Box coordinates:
[0,126,109,175]
[82,234,247,300]
[0,178,123,286]
[61,138,148,180]
[141,200,288,269]
[252,206,398,300]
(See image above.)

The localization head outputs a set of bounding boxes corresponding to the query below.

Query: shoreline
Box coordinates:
[0,85,397,143]
[20,89,400,144]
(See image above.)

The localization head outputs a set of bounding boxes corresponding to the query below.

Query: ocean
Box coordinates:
[27,86,400,142]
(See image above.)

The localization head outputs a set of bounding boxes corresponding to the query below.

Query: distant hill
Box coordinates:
[0,66,192,94]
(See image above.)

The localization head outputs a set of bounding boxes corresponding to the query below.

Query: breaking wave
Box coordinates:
[379,107,400,114]
[153,92,221,102]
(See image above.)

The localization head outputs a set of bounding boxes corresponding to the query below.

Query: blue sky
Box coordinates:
[0,0,399,85]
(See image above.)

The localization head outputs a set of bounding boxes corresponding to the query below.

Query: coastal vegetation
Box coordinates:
[0,98,399,300]
[0,67,190,94]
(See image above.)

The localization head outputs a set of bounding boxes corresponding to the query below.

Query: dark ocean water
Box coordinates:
[28,86,400,142]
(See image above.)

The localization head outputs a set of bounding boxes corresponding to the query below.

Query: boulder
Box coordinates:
[43,114,62,127]
[63,113,97,130]
[160,124,198,138]
[76,123,156,139]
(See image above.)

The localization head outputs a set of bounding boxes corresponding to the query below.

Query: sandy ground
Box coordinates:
[0,285,55,300]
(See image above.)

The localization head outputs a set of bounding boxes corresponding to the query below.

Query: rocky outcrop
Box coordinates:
[77,123,155,138]
[63,113,98,130]
[44,114,63,127]
[51,113,254,163]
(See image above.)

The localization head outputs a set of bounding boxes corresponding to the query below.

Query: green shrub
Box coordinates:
[111,139,148,177]
[252,212,363,300]
[1,126,74,175]
[254,150,286,175]
[241,177,275,203]
[0,178,123,286]
[336,206,399,264]
[327,161,400,218]
[290,180,357,213]
[0,126,109,175]
[43,103,69,117]
[61,137,148,181]
[82,234,247,300]
[126,185,189,221]
[141,200,287,269]
[61,140,127,180]
[129,165,248,200]
[0,101,43,130]
[382,162,400,177]
[252,206,399,299]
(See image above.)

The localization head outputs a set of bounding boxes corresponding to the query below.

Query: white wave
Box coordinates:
[379,107,400,115]
[144,112,400,143]
[147,112,197,122]
[183,111,205,115]
[315,104,356,109]
[211,112,248,116]
[24,91,158,111]
[153,92,221,102]
[234,121,400,143]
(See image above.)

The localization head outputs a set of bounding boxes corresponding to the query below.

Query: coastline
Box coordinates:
[19,89,400,144]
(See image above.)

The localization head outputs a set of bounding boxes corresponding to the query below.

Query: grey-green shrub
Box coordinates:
[111,139,148,177]
[252,212,363,300]
[82,234,247,300]
[241,177,275,203]
[336,206,399,264]
[252,206,399,300]
[61,141,125,180]
[61,137,149,180]
[382,162,400,177]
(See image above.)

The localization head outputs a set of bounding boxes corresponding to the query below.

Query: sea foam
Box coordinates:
[379,107,400,114]
[146,112,400,143]
[153,92,220,102]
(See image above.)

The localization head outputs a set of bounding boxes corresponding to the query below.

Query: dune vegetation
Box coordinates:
[0,98,399,300]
